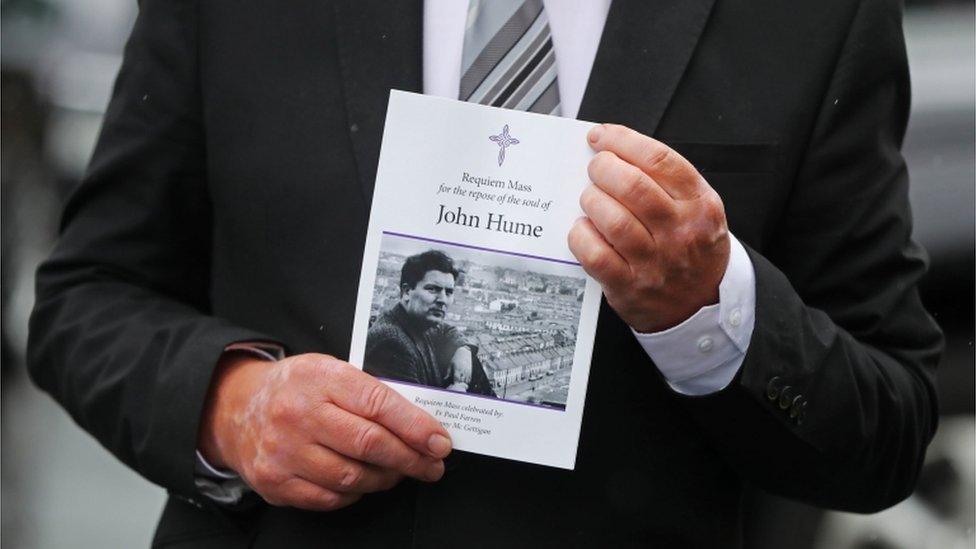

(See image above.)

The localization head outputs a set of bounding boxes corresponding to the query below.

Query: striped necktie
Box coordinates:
[459,0,561,116]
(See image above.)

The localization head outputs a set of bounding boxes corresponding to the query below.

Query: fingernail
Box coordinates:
[587,124,603,144]
[428,433,452,457]
[425,460,445,481]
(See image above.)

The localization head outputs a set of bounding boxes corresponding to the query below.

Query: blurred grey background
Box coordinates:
[2,1,973,547]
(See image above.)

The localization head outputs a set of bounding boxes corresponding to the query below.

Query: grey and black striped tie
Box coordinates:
[459,0,560,115]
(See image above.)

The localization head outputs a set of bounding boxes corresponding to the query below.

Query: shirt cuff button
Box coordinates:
[728,308,742,327]
[697,336,714,353]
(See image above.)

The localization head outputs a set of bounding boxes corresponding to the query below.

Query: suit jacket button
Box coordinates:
[794,402,808,424]
[766,376,783,401]
[778,386,794,410]
[789,396,804,418]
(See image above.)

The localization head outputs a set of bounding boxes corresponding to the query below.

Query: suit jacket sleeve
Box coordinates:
[678,0,943,513]
[26,0,278,497]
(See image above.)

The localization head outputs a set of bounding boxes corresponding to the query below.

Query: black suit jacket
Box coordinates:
[28,0,943,547]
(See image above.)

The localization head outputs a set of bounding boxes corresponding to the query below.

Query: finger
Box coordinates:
[588,124,704,200]
[326,363,453,459]
[568,217,631,287]
[313,402,447,482]
[587,150,676,230]
[295,444,403,493]
[578,184,655,261]
[266,477,362,512]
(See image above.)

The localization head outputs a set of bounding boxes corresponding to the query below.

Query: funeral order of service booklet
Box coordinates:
[349,90,601,469]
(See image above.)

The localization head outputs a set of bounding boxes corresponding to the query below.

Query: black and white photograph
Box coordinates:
[362,231,586,410]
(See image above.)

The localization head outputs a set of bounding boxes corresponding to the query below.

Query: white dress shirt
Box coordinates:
[196,0,759,502]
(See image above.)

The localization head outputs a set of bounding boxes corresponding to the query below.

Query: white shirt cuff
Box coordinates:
[195,450,239,479]
[631,233,756,396]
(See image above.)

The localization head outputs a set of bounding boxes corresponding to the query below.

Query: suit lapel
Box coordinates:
[334,0,423,202]
[578,0,716,136]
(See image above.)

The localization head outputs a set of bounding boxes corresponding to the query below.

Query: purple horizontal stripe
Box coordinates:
[382,231,581,267]
[376,377,567,412]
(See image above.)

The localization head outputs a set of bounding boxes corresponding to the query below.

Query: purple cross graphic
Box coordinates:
[489,124,520,166]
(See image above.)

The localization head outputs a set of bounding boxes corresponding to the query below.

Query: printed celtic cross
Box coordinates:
[489,125,520,166]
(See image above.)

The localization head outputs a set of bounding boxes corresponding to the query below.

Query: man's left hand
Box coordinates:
[568,124,731,333]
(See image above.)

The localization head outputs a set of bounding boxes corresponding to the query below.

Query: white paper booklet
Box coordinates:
[349,91,601,469]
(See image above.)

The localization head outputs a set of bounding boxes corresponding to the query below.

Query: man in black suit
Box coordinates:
[28,1,942,547]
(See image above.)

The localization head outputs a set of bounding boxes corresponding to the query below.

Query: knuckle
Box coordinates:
[292,353,337,381]
[703,192,726,224]
[713,223,730,245]
[290,353,317,367]
[403,410,430,439]
[586,153,601,180]
[319,355,346,378]
[585,249,610,274]
[699,223,729,253]
[337,464,364,490]
[320,356,349,382]
[566,227,578,250]
[316,491,342,511]
[402,454,428,477]
[590,150,616,175]
[691,225,713,249]
[567,223,584,251]
[606,213,631,240]
[289,492,314,509]
[251,461,284,492]
[267,398,296,424]
[288,354,320,376]
[262,492,285,507]
[623,164,645,193]
[260,431,282,457]
[288,483,330,510]
[621,170,648,205]
[674,226,697,250]
[637,270,665,292]
[361,383,391,419]
[578,185,597,212]
[354,423,384,459]
[644,144,672,171]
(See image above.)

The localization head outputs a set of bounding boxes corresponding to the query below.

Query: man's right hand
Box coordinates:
[197,352,452,511]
